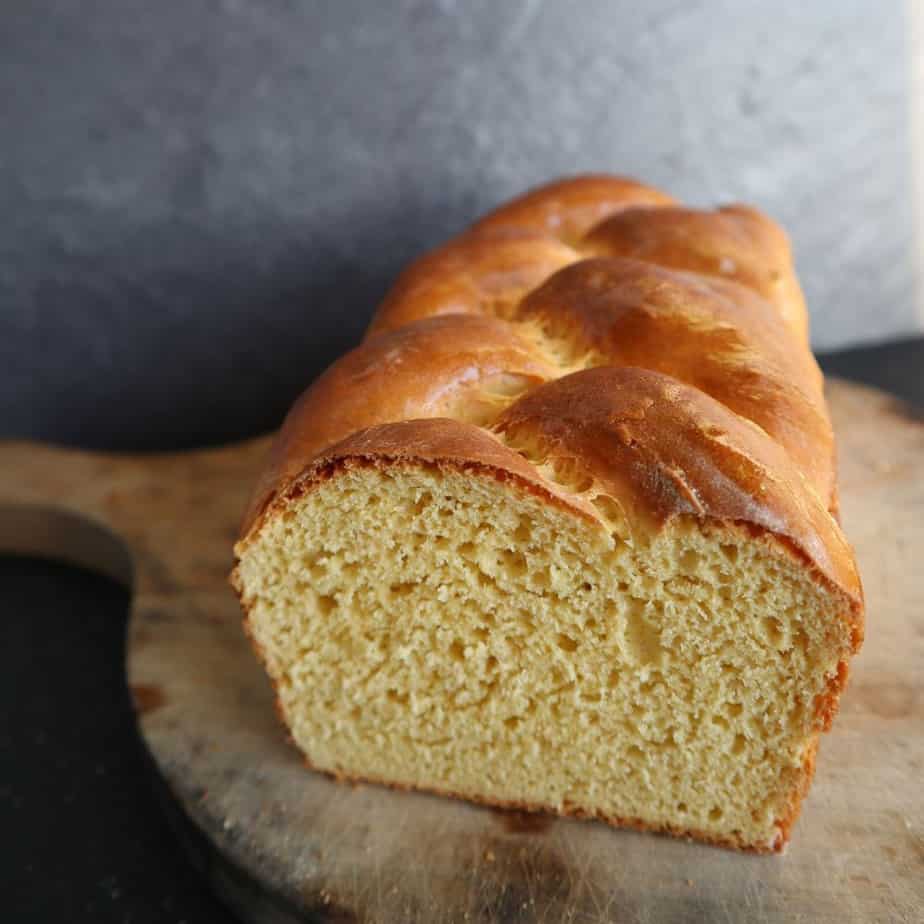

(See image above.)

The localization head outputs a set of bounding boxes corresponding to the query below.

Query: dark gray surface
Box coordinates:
[0,557,232,923]
[2,1,920,450]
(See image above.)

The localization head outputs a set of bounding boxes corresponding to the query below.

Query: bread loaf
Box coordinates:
[232,175,863,852]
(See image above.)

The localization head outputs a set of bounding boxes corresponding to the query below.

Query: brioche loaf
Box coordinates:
[232,175,863,852]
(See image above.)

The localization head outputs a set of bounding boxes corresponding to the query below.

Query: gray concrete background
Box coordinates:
[2,0,921,448]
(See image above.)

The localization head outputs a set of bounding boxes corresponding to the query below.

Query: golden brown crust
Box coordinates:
[237,418,602,552]
[492,366,859,602]
[582,204,809,341]
[233,174,865,852]
[366,231,580,338]
[469,174,677,243]
[514,257,832,502]
[239,315,559,533]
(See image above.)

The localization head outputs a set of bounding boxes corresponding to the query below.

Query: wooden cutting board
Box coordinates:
[1,379,922,923]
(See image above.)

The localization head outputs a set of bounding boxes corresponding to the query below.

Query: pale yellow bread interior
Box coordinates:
[236,462,856,851]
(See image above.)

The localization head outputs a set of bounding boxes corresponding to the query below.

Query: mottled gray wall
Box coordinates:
[2,0,920,448]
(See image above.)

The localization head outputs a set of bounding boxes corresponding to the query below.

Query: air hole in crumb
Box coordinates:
[292,579,311,598]
[316,594,336,616]
[500,549,528,577]
[556,633,579,653]
[720,544,739,564]
[412,492,433,515]
[386,689,408,705]
[709,806,724,822]
[513,521,532,544]
[762,617,784,648]
[677,802,688,813]
[458,542,476,559]
[304,559,327,582]
[450,640,465,662]
[727,702,743,718]
[477,569,497,590]
[388,582,415,599]
[504,716,520,730]
[486,655,499,672]
[679,549,701,573]
[622,598,663,666]
[474,626,489,642]
[732,734,747,755]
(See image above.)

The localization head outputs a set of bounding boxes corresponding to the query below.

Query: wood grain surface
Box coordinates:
[1,379,921,923]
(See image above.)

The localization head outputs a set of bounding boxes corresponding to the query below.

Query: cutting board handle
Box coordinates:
[0,501,132,585]
[0,435,271,596]
[0,440,134,584]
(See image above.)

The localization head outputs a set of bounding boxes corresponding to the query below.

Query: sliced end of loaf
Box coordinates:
[234,459,857,852]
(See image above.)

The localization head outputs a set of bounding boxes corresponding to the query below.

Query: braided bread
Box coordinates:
[232,175,863,852]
